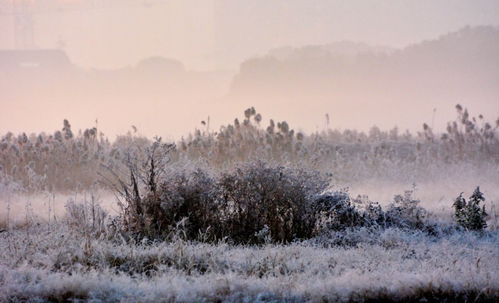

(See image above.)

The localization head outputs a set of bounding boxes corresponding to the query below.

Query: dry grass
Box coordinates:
[0,222,497,302]
[0,105,498,302]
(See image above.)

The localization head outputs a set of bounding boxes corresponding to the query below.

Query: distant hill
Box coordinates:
[268,41,393,61]
[1,27,497,137]
[229,26,499,131]
[0,53,234,137]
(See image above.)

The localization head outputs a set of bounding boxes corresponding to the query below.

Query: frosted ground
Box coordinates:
[0,107,498,302]
[0,224,498,302]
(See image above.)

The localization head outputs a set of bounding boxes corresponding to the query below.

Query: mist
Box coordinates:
[1,0,498,138]
[2,3,499,301]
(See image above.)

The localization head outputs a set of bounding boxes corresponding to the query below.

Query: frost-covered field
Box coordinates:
[1,107,498,302]
[0,223,498,302]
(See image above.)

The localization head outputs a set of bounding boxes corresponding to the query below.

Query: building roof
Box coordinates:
[0,49,71,70]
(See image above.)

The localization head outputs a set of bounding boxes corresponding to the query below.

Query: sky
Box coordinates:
[1,0,499,70]
[0,0,498,139]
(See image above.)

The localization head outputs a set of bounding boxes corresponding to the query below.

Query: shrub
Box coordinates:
[141,169,219,240]
[111,152,451,243]
[311,191,365,233]
[109,137,451,243]
[453,187,487,231]
[106,137,175,235]
[113,156,331,243]
[385,189,428,229]
[217,161,329,243]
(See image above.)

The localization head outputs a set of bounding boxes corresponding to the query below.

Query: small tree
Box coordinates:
[101,137,175,235]
[385,189,427,229]
[453,187,487,230]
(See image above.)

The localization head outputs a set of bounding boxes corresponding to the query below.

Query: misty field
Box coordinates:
[1,106,498,302]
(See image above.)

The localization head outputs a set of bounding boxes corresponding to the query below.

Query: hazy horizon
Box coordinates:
[1,1,499,139]
[1,4,499,301]
[1,0,499,70]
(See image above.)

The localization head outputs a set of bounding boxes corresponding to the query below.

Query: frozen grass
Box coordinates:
[0,223,497,302]
[1,105,498,193]
[0,106,497,301]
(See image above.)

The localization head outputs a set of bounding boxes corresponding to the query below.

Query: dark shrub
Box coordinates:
[453,187,487,231]
[115,157,331,243]
[311,191,365,233]
[105,137,175,236]
[385,190,427,229]
[110,139,444,243]
[141,169,219,239]
[217,161,329,243]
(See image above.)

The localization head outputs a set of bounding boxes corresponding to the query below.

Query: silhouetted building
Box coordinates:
[0,49,71,71]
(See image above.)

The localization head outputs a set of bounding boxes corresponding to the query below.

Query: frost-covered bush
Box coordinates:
[453,187,488,231]
[107,137,175,236]
[385,189,428,229]
[124,161,329,244]
[111,144,480,243]
[216,161,329,243]
[311,191,365,233]
[311,189,436,236]
[113,156,459,244]
[141,169,219,240]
